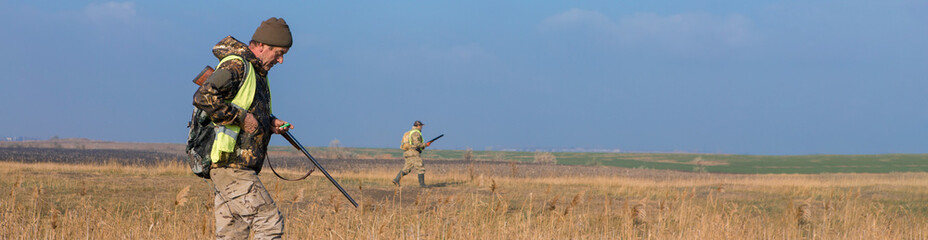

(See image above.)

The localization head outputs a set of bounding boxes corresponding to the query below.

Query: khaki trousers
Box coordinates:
[210,168,284,240]
[401,150,426,175]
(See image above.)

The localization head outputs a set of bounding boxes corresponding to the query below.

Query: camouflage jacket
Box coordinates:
[193,36,275,173]
[403,128,427,153]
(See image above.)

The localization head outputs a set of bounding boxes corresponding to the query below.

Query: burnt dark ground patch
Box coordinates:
[0,147,181,166]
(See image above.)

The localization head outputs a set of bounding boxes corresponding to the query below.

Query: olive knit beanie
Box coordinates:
[252,17,292,48]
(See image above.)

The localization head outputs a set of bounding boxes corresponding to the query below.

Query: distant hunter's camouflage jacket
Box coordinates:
[193,36,275,173]
[403,128,427,154]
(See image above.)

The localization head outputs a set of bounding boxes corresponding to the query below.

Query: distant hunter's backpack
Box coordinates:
[400,130,412,151]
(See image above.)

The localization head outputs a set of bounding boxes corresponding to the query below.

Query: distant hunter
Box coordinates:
[393,120,431,187]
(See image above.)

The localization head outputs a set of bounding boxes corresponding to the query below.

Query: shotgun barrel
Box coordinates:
[427,134,444,144]
[281,131,358,208]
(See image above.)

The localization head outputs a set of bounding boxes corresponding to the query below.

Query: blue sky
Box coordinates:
[1,1,926,155]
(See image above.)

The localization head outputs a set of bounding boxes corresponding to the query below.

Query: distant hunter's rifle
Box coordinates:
[418,134,444,153]
[427,134,444,145]
[282,130,359,208]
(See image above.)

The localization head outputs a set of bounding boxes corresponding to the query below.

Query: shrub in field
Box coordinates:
[463,148,473,162]
[327,139,351,159]
[464,147,475,181]
[534,151,556,165]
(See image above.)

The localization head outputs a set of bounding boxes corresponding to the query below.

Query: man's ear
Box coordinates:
[250,42,267,54]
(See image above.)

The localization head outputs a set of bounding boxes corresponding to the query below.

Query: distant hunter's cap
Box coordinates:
[252,17,292,48]
[413,120,424,127]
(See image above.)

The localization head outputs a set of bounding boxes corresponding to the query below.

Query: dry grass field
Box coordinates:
[2,146,928,240]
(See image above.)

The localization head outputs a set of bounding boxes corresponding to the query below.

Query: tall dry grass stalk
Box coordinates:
[174,186,190,207]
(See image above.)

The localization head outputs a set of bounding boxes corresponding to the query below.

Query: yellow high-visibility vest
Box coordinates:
[401,129,422,150]
[210,55,270,162]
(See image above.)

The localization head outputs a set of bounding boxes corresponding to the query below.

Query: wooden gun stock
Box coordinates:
[192,66,215,86]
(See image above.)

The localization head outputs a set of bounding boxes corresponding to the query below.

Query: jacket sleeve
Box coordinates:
[192,60,247,126]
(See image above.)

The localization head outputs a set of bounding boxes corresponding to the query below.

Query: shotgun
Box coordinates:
[416,134,444,153]
[427,134,444,145]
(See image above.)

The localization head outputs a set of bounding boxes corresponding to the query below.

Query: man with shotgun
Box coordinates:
[393,120,442,188]
[192,17,294,239]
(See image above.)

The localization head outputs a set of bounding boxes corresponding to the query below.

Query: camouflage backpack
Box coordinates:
[186,107,215,178]
[400,130,412,151]
[187,64,216,179]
